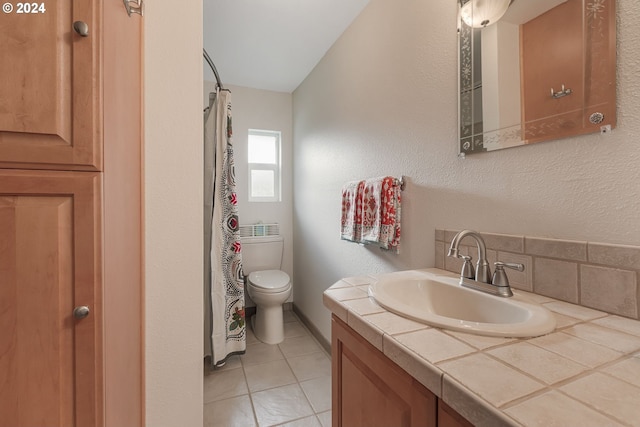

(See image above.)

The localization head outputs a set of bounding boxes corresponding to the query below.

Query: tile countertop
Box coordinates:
[323,268,640,427]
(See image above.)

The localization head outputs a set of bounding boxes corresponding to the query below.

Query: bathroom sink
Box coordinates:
[368,269,556,338]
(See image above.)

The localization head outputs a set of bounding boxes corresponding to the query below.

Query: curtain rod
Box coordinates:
[203,48,224,90]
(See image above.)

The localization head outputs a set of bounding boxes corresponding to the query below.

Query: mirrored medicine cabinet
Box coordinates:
[458,0,616,155]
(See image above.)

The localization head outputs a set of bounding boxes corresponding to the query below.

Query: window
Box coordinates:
[248,129,281,202]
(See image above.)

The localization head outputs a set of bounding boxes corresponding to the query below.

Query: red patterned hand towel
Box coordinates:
[361,177,401,252]
[340,180,364,242]
[341,176,401,252]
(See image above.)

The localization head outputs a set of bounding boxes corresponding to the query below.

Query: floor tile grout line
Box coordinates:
[205,314,332,426]
[203,362,247,405]
[239,350,260,427]
[243,372,332,407]
[240,328,262,426]
[280,339,319,416]
[290,313,331,359]
[247,319,317,425]
[268,413,323,427]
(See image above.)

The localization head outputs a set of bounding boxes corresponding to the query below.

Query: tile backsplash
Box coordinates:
[435,230,640,320]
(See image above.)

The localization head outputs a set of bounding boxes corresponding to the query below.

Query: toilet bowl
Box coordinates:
[247,269,292,344]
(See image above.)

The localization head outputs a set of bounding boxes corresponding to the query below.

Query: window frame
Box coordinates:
[247,129,281,202]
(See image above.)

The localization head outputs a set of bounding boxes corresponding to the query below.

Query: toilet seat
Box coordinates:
[248,270,290,293]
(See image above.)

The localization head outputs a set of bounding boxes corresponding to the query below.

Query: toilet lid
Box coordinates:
[248,270,290,292]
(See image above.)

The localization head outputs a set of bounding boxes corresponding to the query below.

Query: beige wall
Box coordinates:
[203,82,294,304]
[292,0,640,341]
[229,84,294,293]
[145,1,204,426]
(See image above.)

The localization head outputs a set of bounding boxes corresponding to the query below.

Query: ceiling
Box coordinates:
[203,0,370,93]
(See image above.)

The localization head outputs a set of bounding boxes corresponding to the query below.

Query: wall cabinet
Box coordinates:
[332,316,473,427]
[0,171,101,426]
[0,1,143,426]
[0,0,101,170]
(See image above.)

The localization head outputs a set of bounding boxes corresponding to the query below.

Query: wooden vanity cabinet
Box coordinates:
[0,1,143,426]
[438,400,474,427]
[332,316,473,427]
[332,315,437,426]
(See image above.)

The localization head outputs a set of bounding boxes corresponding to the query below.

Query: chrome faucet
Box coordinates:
[447,230,524,298]
[447,230,491,283]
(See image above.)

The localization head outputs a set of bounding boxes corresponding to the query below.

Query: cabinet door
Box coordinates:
[0,170,102,427]
[521,0,616,144]
[0,1,101,170]
[332,316,437,427]
[438,400,474,427]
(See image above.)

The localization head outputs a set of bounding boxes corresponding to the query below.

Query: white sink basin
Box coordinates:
[369,269,556,338]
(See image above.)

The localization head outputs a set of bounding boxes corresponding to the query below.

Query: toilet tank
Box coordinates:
[240,235,284,275]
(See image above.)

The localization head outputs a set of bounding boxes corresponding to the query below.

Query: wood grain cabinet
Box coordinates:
[0,2,143,426]
[438,400,474,427]
[0,171,102,427]
[0,0,101,170]
[332,316,473,427]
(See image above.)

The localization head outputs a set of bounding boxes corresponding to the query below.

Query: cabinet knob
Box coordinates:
[73,21,89,37]
[73,305,90,320]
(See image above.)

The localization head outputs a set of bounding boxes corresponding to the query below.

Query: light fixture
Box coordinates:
[460,0,511,28]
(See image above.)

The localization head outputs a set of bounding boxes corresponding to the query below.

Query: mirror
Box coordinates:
[458,0,616,154]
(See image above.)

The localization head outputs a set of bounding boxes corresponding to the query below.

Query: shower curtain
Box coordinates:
[204,88,246,367]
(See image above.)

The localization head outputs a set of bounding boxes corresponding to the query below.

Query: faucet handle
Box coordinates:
[460,255,475,280]
[494,261,525,272]
[492,262,524,287]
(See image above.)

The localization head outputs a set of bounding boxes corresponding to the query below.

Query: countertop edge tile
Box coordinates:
[322,292,348,323]
[346,309,384,351]
[342,276,374,286]
[382,334,443,397]
[442,375,522,427]
[327,279,353,289]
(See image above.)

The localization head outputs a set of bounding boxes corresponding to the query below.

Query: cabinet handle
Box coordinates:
[73,305,90,320]
[73,21,89,37]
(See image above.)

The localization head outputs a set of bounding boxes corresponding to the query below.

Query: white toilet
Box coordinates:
[241,235,291,344]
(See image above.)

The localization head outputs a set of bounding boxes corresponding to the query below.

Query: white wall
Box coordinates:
[292,0,640,342]
[204,82,294,303]
[145,2,203,426]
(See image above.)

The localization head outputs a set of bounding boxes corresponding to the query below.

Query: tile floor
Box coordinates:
[204,310,332,427]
